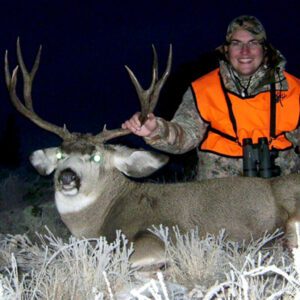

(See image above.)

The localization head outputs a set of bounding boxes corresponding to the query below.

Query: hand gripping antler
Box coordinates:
[93,44,172,143]
[4,38,74,140]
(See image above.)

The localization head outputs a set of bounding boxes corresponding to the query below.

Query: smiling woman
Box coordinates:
[226,30,264,77]
[0,2,300,181]
[122,15,300,180]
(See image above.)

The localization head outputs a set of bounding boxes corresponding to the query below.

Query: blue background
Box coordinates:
[0,0,299,166]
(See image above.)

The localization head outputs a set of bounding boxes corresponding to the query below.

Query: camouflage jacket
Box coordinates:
[144,76,300,180]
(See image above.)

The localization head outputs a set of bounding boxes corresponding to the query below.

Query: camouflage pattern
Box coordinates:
[225,15,267,43]
[143,16,300,180]
[218,15,288,98]
[144,87,237,180]
[144,88,205,155]
[219,59,288,97]
[144,82,300,180]
[196,146,300,180]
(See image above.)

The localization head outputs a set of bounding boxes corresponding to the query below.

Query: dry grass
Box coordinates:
[1,226,300,299]
[0,229,136,299]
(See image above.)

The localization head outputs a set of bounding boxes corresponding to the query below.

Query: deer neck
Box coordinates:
[56,170,137,238]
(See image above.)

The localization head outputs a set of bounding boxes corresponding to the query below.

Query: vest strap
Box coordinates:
[216,76,277,145]
[220,76,238,138]
[270,82,276,138]
[209,126,237,142]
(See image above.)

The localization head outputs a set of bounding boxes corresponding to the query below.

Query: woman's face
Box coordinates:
[225,29,264,77]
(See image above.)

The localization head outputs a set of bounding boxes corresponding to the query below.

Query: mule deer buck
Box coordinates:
[4,39,300,268]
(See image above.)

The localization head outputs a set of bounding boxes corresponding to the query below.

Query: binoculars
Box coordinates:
[242,137,281,178]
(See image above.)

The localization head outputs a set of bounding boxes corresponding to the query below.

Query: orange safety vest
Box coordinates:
[192,68,300,157]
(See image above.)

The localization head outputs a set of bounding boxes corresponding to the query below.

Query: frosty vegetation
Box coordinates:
[1,170,300,299]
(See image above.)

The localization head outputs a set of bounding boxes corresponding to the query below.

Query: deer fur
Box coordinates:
[30,139,300,267]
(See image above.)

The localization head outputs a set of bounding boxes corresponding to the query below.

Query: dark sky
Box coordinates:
[1,0,300,161]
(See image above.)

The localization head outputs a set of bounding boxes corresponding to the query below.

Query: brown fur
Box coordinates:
[58,170,300,266]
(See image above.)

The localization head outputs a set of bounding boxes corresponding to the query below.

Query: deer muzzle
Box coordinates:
[57,168,81,194]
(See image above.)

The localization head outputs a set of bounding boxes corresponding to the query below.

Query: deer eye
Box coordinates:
[91,153,102,163]
[56,150,65,160]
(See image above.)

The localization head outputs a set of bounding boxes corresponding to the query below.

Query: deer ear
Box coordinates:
[113,148,169,178]
[29,147,59,175]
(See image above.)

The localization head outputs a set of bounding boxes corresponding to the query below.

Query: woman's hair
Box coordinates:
[262,42,283,69]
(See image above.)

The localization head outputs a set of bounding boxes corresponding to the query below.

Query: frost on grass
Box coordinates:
[1,225,300,299]
[0,228,135,299]
[150,225,299,299]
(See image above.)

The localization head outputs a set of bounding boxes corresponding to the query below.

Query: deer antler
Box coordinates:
[5,40,172,144]
[125,44,172,124]
[93,45,172,143]
[5,38,74,140]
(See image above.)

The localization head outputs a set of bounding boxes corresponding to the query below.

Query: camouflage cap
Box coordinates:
[225,15,267,42]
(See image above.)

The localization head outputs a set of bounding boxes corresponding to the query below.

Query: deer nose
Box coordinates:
[58,168,78,185]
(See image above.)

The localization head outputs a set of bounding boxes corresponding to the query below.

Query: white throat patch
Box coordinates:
[55,191,97,214]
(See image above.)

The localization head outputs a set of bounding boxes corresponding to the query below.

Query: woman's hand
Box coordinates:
[122,112,158,137]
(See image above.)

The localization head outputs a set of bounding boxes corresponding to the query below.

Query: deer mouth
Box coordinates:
[57,168,81,195]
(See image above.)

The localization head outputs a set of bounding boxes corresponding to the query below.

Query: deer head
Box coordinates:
[5,39,172,202]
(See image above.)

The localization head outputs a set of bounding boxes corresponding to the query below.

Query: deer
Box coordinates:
[4,39,300,269]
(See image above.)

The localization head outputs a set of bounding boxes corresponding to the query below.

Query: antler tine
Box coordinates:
[150,44,172,112]
[125,44,172,124]
[5,39,73,140]
[16,37,41,111]
[124,65,150,121]
[4,50,11,88]
[150,44,159,99]
[93,126,131,144]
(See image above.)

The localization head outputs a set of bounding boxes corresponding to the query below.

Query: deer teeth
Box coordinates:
[61,187,78,196]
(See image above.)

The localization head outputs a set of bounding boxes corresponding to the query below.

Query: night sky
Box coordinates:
[0,0,299,165]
